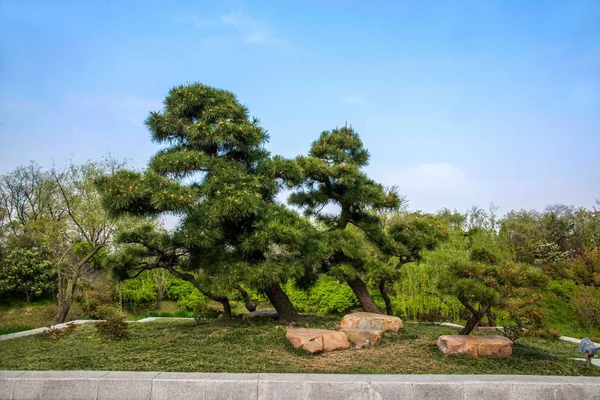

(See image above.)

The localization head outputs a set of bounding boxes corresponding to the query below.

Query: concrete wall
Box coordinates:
[1,371,599,400]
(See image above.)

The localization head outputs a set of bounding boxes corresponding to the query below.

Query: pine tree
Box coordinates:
[289,126,400,313]
[97,83,310,321]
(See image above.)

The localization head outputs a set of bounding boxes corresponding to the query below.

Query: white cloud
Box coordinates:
[179,10,288,48]
[342,95,365,106]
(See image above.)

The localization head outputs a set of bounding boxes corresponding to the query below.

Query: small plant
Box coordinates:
[528,327,560,340]
[416,310,444,325]
[502,324,524,342]
[95,316,130,341]
[41,323,77,341]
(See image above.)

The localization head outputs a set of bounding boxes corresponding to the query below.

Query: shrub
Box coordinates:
[194,307,223,323]
[415,310,444,325]
[95,317,129,341]
[527,327,560,340]
[76,272,117,319]
[41,323,77,341]
[308,276,359,314]
[502,324,524,342]
[571,286,600,329]
[166,279,206,310]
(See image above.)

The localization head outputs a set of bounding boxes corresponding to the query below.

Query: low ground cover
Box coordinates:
[0,318,597,376]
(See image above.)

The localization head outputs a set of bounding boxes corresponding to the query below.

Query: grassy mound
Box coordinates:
[0,317,598,376]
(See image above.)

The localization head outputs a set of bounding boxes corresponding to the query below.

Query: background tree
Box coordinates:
[0,247,55,302]
[373,212,449,315]
[436,234,547,335]
[97,83,311,321]
[290,126,400,313]
[51,160,120,323]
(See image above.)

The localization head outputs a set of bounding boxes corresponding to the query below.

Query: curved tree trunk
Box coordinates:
[459,304,491,335]
[263,281,300,321]
[234,285,257,312]
[346,276,382,314]
[165,266,232,318]
[378,278,394,316]
[218,298,232,319]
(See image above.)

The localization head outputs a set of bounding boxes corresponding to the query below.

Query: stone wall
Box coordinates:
[1,371,599,399]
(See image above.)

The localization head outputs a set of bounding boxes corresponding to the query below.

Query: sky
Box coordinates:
[1,0,599,217]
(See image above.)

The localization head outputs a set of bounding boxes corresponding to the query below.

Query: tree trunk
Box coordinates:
[219,298,232,319]
[55,300,71,325]
[459,304,491,335]
[378,278,394,316]
[235,285,256,312]
[485,308,496,327]
[54,245,102,324]
[346,276,382,314]
[263,281,300,321]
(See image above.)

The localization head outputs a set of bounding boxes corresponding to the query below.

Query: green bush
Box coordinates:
[309,276,359,314]
[166,278,206,310]
[122,276,156,309]
[95,317,129,341]
[571,286,600,329]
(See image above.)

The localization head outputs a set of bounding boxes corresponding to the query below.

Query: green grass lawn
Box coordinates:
[0,317,597,376]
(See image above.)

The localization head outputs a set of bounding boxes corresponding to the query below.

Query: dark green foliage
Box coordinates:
[96,83,314,320]
[470,248,500,265]
[284,276,359,315]
[0,247,55,302]
[0,325,34,335]
[95,317,130,341]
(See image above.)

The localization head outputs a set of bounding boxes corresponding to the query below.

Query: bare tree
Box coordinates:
[51,161,120,323]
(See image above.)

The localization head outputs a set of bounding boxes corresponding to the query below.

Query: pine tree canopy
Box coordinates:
[96,83,316,315]
[289,126,400,228]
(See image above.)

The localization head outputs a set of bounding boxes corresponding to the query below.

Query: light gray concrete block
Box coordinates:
[308,375,362,400]
[511,382,561,400]
[13,371,109,400]
[361,381,412,400]
[558,383,600,400]
[463,382,512,400]
[0,371,25,399]
[12,378,44,400]
[412,382,463,400]
[97,371,160,400]
[258,374,309,400]
[151,372,209,400]
[205,373,259,400]
[40,378,100,400]
[0,372,24,400]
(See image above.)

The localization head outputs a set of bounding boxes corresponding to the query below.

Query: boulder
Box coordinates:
[437,335,513,358]
[340,312,402,332]
[286,328,350,354]
[247,310,278,318]
[340,328,383,348]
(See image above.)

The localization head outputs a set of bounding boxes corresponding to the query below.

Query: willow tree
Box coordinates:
[371,212,449,315]
[290,126,400,313]
[97,83,309,321]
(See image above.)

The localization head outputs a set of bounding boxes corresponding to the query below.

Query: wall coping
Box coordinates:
[1,371,599,400]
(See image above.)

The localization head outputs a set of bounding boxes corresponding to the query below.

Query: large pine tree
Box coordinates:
[97,83,311,321]
[289,126,400,313]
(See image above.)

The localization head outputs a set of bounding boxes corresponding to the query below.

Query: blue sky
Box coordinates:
[1,0,599,215]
